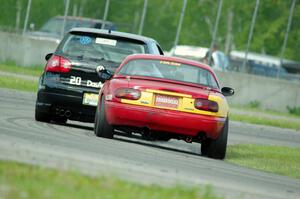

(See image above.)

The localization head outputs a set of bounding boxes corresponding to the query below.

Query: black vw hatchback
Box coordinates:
[35,28,164,123]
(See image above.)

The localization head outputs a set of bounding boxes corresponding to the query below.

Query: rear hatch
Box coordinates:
[127,78,210,99]
[55,31,148,88]
[44,31,149,105]
[59,56,118,91]
[112,77,211,112]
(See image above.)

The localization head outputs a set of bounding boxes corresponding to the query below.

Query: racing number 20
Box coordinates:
[70,76,81,85]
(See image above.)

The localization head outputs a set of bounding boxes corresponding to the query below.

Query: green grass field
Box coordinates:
[0,145,299,199]
[226,144,300,179]
[0,63,43,77]
[230,114,300,131]
[0,161,220,199]
[0,75,38,92]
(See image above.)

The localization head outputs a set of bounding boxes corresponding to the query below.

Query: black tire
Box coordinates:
[51,116,67,124]
[35,103,51,123]
[94,97,114,138]
[156,137,171,142]
[151,133,172,142]
[201,118,229,159]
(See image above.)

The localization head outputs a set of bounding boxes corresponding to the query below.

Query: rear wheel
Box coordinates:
[35,102,51,123]
[201,118,229,159]
[94,97,114,138]
[51,116,67,124]
[151,132,172,141]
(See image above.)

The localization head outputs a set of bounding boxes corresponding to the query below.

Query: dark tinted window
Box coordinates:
[58,34,147,64]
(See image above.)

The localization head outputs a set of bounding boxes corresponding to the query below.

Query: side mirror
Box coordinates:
[45,53,53,61]
[96,65,113,82]
[221,87,234,96]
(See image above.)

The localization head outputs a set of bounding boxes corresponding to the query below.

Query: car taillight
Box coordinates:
[115,88,141,100]
[45,55,71,73]
[194,98,219,112]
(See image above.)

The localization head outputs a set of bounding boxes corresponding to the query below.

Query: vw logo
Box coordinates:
[96,65,106,73]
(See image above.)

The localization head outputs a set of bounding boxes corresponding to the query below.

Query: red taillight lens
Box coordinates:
[115,88,141,100]
[194,98,219,112]
[45,55,72,73]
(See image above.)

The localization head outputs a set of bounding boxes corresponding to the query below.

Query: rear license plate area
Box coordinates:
[82,93,99,106]
[154,94,179,109]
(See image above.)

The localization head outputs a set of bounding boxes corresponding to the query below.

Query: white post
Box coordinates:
[61,0,70,39]
[208,0,223,65]
[22,0,32,35]
[16,0,22,32]
[278,0,297,78]
[224,10,233,55]
[242,0,260,72]
[174,0,188,48]
[101,0,110,29]
[138,0,148,35]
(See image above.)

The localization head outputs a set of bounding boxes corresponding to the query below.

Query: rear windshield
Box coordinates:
[58,34,147,63]
[118,59,219,88]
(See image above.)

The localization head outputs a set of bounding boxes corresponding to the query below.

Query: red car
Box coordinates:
[94,54,234,159]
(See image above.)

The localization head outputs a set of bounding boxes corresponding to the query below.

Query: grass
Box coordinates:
[230,113,300,131]
[226,144,300,179]
[0,161,221,199]
[287,106,300,117]
[0,63,43,77]
[231,104,300,119]
[0,76,37,92]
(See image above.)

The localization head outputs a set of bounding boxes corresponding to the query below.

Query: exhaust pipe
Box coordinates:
[185,137,193,143]
[65,110,72,118]
[59,109,65,117]
[55,108,60,115]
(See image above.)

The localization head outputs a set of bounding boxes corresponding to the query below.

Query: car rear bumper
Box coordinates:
[105,101,226,139]
[36,88,97,122]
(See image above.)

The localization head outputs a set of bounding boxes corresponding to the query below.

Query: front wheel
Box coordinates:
[94,97,114,138]
[201,118,229,159]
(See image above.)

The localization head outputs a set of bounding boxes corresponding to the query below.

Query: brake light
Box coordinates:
[194,98,219,112]
[115,88,141,100]
[45,55,71,73]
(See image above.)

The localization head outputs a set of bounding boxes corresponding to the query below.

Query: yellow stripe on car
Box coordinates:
[121,89,228,118]
[146,89,191,98]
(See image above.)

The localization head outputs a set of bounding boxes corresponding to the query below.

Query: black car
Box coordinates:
[35,27,164,123]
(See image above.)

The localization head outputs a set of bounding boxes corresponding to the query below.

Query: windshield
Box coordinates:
[59,34,147,63]
[118,59,219,88]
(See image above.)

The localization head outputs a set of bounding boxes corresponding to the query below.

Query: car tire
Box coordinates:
[201,118,228,159]
[156,137,171,142]
[151,133,171,141]
[52,116,67,124]
[94,97,114,138]
[35,102,51,123]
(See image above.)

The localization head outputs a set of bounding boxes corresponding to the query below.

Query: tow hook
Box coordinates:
[185,137,193,143]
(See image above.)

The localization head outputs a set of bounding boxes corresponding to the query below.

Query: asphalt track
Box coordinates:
[0,88,300,199]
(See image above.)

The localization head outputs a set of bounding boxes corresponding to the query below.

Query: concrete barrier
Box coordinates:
[216,71,300,112]
[0,31,58,66]
[0,31,299,112]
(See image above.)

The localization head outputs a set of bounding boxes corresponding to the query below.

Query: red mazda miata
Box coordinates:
[94,54,234,159]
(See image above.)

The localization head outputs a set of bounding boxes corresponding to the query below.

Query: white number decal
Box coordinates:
[69,76,81,85]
